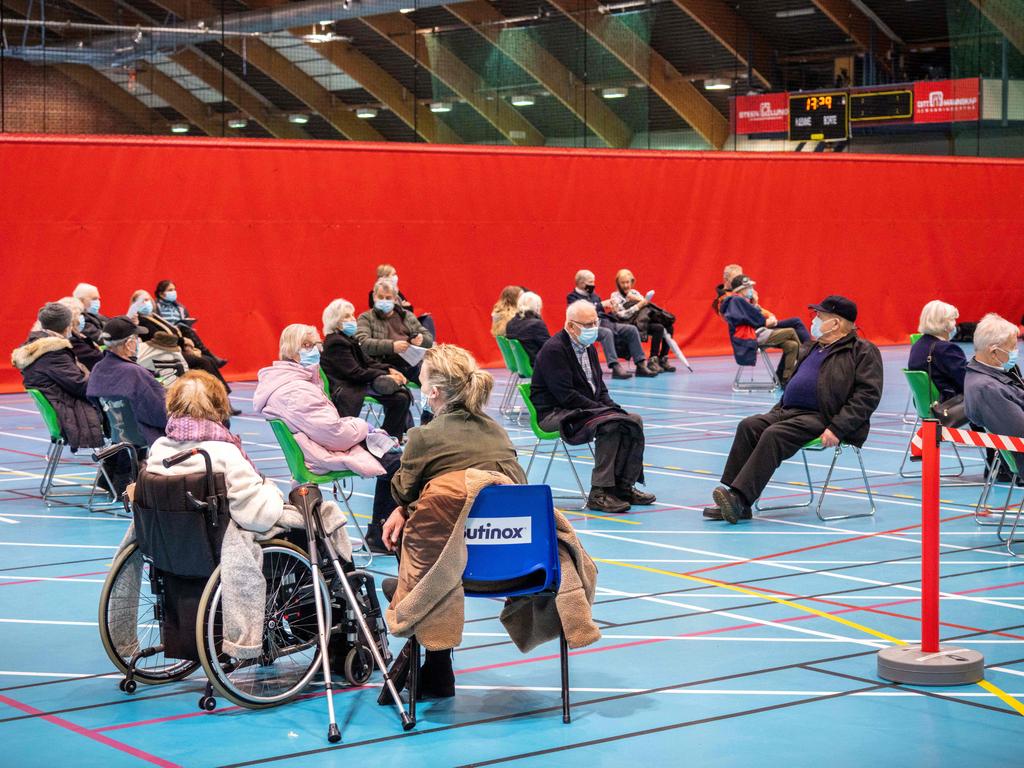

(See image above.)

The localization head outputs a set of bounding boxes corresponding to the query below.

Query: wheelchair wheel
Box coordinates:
[196,539,330,709]
[98,543,198,684]
[343,645,374,686]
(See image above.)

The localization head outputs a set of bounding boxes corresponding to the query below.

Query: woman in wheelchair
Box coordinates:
[381,344,527,699]
[99,371,397,723]
[253,324,402,554]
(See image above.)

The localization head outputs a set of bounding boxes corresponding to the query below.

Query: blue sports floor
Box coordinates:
[2,347,1023,768]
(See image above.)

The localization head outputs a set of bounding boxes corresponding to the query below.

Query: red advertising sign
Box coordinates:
[913,78,980,123]
[733,93,789,134]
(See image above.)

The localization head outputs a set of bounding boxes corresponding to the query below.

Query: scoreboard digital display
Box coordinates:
[849,89,913,122]
[788,92,849,141]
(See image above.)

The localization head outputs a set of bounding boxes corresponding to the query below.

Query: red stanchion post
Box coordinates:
[920,418,940,654]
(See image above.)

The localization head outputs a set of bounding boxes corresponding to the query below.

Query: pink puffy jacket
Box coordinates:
[253,361,385,478]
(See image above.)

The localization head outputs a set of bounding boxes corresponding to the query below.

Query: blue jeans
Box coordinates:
[597,320,645,366]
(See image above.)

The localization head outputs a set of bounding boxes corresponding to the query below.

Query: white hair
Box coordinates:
[372,278,396,298]
[279,324,318,361]
[918,300,959,336]
[57,296,82,327]
[974,313,1018,354]
[517,291,542,315]
[322,298,355,335]
[574,270,594,286]
[73,282,97,301]
[566,299,597,322]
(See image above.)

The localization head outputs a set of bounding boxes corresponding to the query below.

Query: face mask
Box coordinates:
[745,289,754,299]
[948,324,958,341]
[583,285,595,295]
[88,299,101,314]
[163,290,178,303]
[341,321,358,337]
[375,300,395,315]
[77,315,85,332]
[299,348,321,368]
[998,347,1019,372]
[810,316,825,339]
[577,326,599,347]
[421,386,434,413]
[138,300,153,316]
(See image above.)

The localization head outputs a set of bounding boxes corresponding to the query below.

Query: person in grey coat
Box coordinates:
[964,313,1024,472]
[355,278,434,385]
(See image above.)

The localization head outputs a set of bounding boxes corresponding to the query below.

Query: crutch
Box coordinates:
[289,484,413,743]
[664,336,693,372]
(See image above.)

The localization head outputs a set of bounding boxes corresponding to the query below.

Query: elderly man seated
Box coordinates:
[713,264,809,343]
[566,269,654,379]
[86,316,168,447]
[73,282,107,344]
[356,278,434,387]
[720,274,801,385]
[706,295,882,524]
[965,313,1024,472]
[530,300,656,514]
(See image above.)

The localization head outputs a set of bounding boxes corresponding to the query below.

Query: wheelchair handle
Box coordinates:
[162,448,217,501]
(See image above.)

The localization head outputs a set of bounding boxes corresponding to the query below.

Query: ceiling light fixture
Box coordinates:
[601,86,628,99]
[356,107,378,119]
[288,113,310,124]
[703,77,731,91]
[510,94,535,107]
[429,101,452,113]
[170,123,190,133]
[227,117,248,129]
[399,7,415,12]
[775,7,815,18]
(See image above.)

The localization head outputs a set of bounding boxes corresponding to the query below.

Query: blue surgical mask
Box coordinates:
[77,315,85,332]
[88,299,101,314]
[1000,347,1019,372]
[138,300,153,316]
[341,321,358,337]
[577,326,599,347]
[164,290,178,303]
[810,316,823,339]
[745,289,754,299]
[375,300,395,315]
[299,348,321,368]
[421,386,433,413]
[948,324,958,341]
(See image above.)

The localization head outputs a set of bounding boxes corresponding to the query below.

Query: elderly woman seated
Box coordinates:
[490,285,523,338]
[56,296,103,370]
[965,313,1024,477]
[609,268,682,373]
[908,300,966,402]
[504,291,550,365]
[321,298,413,442]
[254,324,402,553]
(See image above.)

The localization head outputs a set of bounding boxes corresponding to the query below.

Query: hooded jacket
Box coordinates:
[720,294,766,366]
[12,332,104,450]
[252,360,384,478]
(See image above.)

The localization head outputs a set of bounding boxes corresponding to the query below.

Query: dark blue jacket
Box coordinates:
[565,289,612,321]
[504,312,551,364]
[964,359,1024,470]
[720,294,766,366]
[530,330,615,422]
[86,352,168,445]
[907,334,966,402]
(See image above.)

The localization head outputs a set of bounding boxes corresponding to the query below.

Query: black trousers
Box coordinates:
[592,413,646,489]
[373,388,413,441]
[721,408,826,504]
[371,451,402,528]
[647,321,674,358]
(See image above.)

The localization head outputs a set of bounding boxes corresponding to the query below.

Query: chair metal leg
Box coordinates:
[1000,494,1024,557]
[816,446,876,521]
[559,628,571,724]
[524,440,542,478]
[755,449,814,512]
[732,349,780,392]
[560,440,589,507]
[975,454,1015,527]
[899,418,967,480]
[901,391,916,425]
[39,439,63,497]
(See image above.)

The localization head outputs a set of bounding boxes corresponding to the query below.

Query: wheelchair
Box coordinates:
[97,447,412,741]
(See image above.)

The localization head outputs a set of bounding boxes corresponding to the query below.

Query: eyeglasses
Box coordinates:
[570,319,599,330]
[300,341,323,351]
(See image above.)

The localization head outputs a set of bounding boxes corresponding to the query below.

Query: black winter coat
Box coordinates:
[69,333,104,370]
[530,330,616,422]
[81,311,108,344]
[772,333,883,447]
[12,332,104,450]
[321,331,393,417]
[504,312,550,364]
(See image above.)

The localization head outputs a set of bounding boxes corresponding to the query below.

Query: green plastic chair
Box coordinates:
[508,338,534,379]
[974,435,1023,538]
[495,336,521,418]
[518,382,593,507]
[899,369,965,479]
[319,368,331,396]
[901,334,925,424]
[755,435,876,521]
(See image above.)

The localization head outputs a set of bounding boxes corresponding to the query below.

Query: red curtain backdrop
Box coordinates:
[2,134,1023,394]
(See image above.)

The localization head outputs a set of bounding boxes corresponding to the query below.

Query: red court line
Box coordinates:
[0,693,182,768]
[0,570,107,588]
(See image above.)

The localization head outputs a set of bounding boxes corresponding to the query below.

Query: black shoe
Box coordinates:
[635,360,658,378]
[381,577,398,602]
[659,356,677,373]
[702,504,751,521]
[212,356,228,368]
[712,486,750,525]
[616,485,656,505]
[610,364,633,380]
[364,525,392,555]
[587,487,630,514]
[229,407,242,416]
[417,649,455,700]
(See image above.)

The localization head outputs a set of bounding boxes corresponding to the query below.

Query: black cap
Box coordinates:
[101,315,147,344]
[808,295,857,323]
[730,274,755,292]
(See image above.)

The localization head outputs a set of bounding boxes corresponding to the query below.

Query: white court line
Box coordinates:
[0,618,98,626]
[0,670,121,679]
[0,431,51,444]
[0,406,44,415]
[0,575,105,583]
[452,685,1024,698]
[0,513,128,522]
[0,542,117,549]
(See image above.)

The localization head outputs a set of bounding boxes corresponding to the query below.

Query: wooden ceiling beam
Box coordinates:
[810,0,894,73]
[546,0,729,149]
[362,12,546,146]
[670,0,775,89]
[444,0,631,148]
[968,0,1024,56]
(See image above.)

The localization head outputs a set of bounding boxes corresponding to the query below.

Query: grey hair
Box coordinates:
[279,324,318,361]
[322,298,355,335]
[918,300,959,337]
[38,302,72,333]
[517,291,543,315]
[372,278,396,298]
[574,269,594,286]
[72,282,98,301]
[57,296,82,328]
[566,299,597,322]
[974,313,1018,354]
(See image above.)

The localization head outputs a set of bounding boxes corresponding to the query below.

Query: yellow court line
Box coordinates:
[595,558,1024,716]
[561,509,642,525]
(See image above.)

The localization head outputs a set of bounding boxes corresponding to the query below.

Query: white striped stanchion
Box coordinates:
[877,419,986,685]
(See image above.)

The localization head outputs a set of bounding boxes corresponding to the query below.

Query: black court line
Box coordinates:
[215,624,1024,768]
[0,556,112,574]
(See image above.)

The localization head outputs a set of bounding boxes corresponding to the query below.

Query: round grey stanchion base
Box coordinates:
[877,645,985,686]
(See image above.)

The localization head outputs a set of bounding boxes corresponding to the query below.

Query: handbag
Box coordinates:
[926,342,968,428]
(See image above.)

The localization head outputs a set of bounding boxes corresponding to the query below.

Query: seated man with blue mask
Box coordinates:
[73,282,107,345]
[530,300,655,514]
[706,295,883,524]
[720,275,801,385]
[964,313,1024,473]
[355,278,434,387]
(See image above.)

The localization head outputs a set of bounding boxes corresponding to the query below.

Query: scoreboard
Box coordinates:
[788,92,849,141]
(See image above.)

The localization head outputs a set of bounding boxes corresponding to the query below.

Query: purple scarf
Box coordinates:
[165,416,258,471]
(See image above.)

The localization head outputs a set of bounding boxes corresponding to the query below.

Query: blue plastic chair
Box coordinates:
[403,484,571,724]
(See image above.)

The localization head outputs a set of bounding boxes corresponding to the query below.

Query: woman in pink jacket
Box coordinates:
[254,324,402,553]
